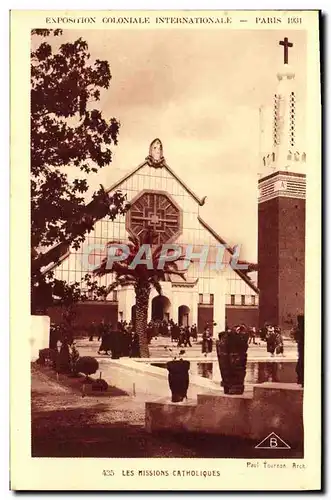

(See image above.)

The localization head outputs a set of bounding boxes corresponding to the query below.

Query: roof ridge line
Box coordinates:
[163,162,206,206]
[105,161,148,193]
[197,216,259,295]
[104,158,206,207]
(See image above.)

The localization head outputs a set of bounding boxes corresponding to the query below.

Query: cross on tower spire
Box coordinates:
[279,37,293,65]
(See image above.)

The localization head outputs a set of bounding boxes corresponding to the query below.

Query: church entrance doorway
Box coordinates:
[151,295,171,322]
[178,305,190,327]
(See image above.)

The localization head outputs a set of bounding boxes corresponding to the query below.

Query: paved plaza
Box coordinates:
[76,335,298,362]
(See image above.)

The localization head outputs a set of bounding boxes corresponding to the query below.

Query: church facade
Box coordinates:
[53,139,259,336]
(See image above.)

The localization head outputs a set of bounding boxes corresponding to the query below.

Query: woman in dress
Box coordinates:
[266,325,277,356]
[274,326,285,356]
[202,327,212,356]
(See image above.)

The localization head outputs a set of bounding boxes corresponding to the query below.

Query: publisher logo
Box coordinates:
[255,432,291,450]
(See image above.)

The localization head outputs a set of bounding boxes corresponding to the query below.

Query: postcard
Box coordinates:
[10,9,321,491]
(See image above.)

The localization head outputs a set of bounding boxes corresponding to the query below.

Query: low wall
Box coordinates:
[96,358,220,399]
[146,383,303,445]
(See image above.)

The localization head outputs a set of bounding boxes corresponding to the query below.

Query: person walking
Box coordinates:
[129,330,140,358]
[173,323,180,343]
[202,327,212,356]
[183,326,192,348]
[97,319,106,341]
[191,324,198,342]
[177,326,185,347]
[97,323,112,355]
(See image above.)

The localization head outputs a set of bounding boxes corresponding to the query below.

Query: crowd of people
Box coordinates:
[86,318,285,358]
[89,320,140,358]
[204,323,285,358]
[145,319,198,345]
[260,323,285,357]
[51,315,287,362]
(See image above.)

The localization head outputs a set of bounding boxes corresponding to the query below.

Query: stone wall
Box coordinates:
[146,383,303,446]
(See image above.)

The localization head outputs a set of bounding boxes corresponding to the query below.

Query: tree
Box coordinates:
[93,231,188,358]
[31,270,109,342]
[30,29,128,312]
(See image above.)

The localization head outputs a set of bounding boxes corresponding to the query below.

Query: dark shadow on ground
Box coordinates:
[154,431,304,459]
[33,363,128,397]
[32,405,192,458]
[32,405,303,459]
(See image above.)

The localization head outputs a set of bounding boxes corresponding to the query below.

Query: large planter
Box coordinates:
[216,330,249,395]
[166,359,190,402]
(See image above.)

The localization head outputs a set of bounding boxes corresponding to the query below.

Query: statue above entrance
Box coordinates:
[146,138,165,168]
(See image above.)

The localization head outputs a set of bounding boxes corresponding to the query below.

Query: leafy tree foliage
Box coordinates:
[31,29,128,313]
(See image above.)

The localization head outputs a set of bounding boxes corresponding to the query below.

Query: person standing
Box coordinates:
[177,326,185,347]
[174,323,180,343]
[129,330,140,358]
[97,319,106,341]
[183,326,192,348]
[88,321,96,341]
[274,326,285,356]
[97,322,112,355]
[191,324,198,342]
[151,321,157,340]
[260,322,269,342]
[248,326,257,345]
[202,327,212,356]
[266,325,277,357]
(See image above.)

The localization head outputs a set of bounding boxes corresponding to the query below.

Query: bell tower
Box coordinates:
[258,37,306,332]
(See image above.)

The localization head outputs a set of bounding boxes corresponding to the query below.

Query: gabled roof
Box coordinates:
[33,186,111,276]
[40,246,70,275]
[105,160,206,207]
[33,241,70,277]
[197,216,259,295]
[40,140,258,298]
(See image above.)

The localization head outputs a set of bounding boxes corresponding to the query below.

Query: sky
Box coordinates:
[45,28,306,261]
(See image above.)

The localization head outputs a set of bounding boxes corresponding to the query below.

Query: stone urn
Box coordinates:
[166,357,190,402]
[216,329,249,395]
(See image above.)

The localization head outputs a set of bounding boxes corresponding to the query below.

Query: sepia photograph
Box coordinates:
[10,9,321,491]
